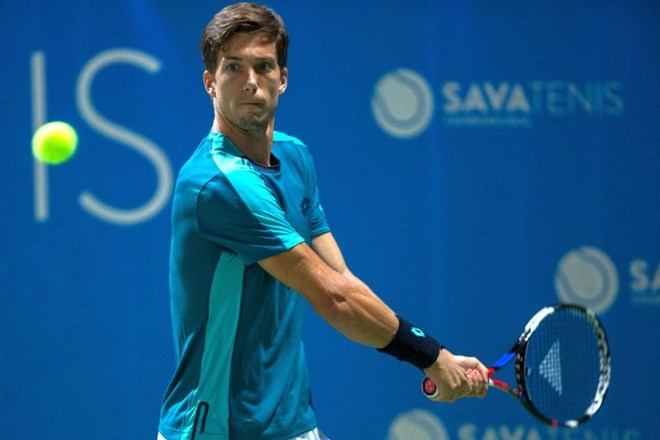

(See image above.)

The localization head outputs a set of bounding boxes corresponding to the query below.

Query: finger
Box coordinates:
[463,358,489,381]
[477,362,490,381]
[465,370,486,398]
[470,370,488,398]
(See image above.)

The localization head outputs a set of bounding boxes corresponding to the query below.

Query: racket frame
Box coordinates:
[423,303,611,428]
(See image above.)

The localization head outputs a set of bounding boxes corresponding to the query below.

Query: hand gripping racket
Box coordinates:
[422,304,611,428]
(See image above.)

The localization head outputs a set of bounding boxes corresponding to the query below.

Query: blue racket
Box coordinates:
[422,304,611,428]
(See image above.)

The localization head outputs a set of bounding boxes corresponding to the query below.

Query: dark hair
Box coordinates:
[200,2,289,75]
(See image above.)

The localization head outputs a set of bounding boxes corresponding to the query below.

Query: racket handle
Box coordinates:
[422,376,494,399]
[422,376,439,398]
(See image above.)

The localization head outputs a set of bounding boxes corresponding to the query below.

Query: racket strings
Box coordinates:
[522,307,608,425]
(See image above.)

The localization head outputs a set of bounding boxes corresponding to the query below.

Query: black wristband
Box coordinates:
[377,316,444,371]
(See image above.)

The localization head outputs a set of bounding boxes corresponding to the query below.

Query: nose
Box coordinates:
[244,69,257,93]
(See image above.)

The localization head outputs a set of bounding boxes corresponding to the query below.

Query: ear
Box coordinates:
[278,67,288,95]
[203,70,216,97]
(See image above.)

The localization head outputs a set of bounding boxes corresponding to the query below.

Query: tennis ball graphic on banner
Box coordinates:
[32,121,78,165]
[372,69,434,139]
[388,409,448,440]
[555,246,618,313]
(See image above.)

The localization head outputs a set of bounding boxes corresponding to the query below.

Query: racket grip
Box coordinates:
[422,376,438,398]
[422,375,494,399]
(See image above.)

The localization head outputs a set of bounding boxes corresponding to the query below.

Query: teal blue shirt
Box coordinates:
[159,131,330,440]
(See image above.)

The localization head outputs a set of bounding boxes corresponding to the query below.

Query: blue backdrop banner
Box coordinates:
[1,1,658,439]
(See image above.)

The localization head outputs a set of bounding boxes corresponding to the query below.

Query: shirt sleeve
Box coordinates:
[196,169,305,265]
[300,143,330,238]
[309,189,330,238]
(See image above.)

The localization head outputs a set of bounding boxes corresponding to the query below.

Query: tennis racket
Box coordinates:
[422,303,611,428]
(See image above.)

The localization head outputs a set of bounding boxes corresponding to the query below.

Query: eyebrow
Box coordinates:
[221,55,276,62]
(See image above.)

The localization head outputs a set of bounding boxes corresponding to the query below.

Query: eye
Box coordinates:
[225,63,240,72]
[257,61,274,72]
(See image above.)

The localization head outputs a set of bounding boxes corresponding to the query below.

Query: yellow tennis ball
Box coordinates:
[32,121,78,165]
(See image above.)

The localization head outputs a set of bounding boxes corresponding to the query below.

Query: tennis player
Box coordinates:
[158,3,488,439]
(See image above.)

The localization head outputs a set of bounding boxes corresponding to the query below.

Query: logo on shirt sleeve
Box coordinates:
[300,197,311,216]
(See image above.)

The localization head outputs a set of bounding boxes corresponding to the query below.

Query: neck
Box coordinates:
[212,115,274,166]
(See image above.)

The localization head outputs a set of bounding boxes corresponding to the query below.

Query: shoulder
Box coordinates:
[274,131,307,148]
[273,131,315,166]
[273,131,311,156]
[175,133,261,209]
[178,132,257,185]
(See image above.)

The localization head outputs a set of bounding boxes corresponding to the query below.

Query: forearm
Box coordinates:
[260,240,488,402]
[313,273,398,348]
[259,242,397,348]
[307,232,399,346]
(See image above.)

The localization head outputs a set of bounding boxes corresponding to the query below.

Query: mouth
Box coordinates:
[239,101,264,106]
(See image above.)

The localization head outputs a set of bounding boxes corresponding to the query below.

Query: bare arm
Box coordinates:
[258,232,488,401]
[259,233,397,348]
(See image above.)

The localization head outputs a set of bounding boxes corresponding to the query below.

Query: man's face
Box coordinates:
[206,31,288,132]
